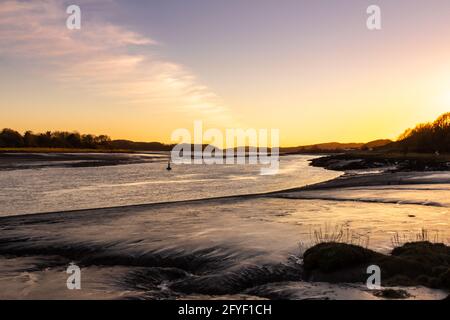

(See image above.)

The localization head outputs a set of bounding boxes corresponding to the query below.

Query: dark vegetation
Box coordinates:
[310,112,450,171]
[299,112,450,154]
[0,129,173,151]
[383,112,450,154]
[310,151,450,171]
[0,129,112,149]
[302,241,450,291]
[288,112,449,156]
[0,128,393,153]
[372,288,411,299]
[1,112,448,154]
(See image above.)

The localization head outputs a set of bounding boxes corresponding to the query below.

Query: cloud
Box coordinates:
[0,0,233,125]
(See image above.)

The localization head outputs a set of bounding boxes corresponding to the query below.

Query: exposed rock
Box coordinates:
[303,243,380,273]
[302,241,450,290]
[373,289,411,299]
[310,153,450,172]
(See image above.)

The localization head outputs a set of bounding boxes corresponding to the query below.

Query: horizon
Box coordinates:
[1,0,450,146]
[1,125,391,148]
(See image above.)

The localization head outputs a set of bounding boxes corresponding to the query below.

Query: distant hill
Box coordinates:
[6,111,450,155]
[0,128,393,154]
[280,140,392,154]
[280,143,361,154]
[110,140,173,151]
[361,139,393,150]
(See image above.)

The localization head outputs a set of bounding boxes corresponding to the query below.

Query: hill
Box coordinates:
[281,140,392,154]
[379,112,450,153]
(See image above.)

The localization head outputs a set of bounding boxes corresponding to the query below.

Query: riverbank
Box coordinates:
[0,152,168,171]
[0,147,135,153]
[310,152,450,172]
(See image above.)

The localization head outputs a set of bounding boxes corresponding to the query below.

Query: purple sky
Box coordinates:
[1,0,450,145]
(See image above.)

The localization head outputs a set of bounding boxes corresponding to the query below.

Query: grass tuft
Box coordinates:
[309,224,370,248]
[391,228,446,248]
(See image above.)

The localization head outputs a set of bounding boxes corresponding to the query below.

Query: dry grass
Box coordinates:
[391,228,446,247]
[290,226,449,264]
[291,224,370,261]
[309,224,370,248]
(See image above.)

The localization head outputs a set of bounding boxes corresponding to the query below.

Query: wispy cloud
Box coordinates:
[0,0,233,124]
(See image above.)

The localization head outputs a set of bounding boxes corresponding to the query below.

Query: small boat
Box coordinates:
[166,161,172,171]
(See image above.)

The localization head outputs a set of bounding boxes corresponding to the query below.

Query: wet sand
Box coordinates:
[0,152,168,171]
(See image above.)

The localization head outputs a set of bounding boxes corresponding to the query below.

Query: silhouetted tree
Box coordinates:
[0,129,24,147]
[67,132,82,148]
[0,129,113,149]
[23,131,37,147]
[397,112,450,153]
[36,131,52,147]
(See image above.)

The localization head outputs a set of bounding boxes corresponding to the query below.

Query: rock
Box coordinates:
[373,289,411,299]
[391,242,450,266]
[303,243,379,273]
[438,269,450,288]
[302,241,450,290]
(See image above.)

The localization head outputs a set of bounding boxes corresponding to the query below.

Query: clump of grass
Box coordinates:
[391,232,405,248]
[291,224,370,262]
[309,224,370,248]
[391,228,445,248]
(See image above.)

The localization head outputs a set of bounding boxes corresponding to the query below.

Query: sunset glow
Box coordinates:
[1,0,450,146]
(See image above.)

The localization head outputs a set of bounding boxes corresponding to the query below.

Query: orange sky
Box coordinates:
[1,0,450,146]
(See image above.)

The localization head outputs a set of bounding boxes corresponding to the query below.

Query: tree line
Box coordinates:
[0,128,175,151]
[385,112,450,153]
[0,129,112,149]
[2,112,449,152]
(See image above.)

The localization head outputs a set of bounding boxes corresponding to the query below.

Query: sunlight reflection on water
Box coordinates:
[0,155,340,216]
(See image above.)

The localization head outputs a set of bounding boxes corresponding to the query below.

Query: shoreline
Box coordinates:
[1,168,449,221]
[0,152,168,171]
[310,151,450,172]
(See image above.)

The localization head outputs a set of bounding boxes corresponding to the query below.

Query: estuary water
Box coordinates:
[0,154,449,299]
[0,154,340,216]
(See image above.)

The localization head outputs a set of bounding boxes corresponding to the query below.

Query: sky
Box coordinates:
[1,0,450,146]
